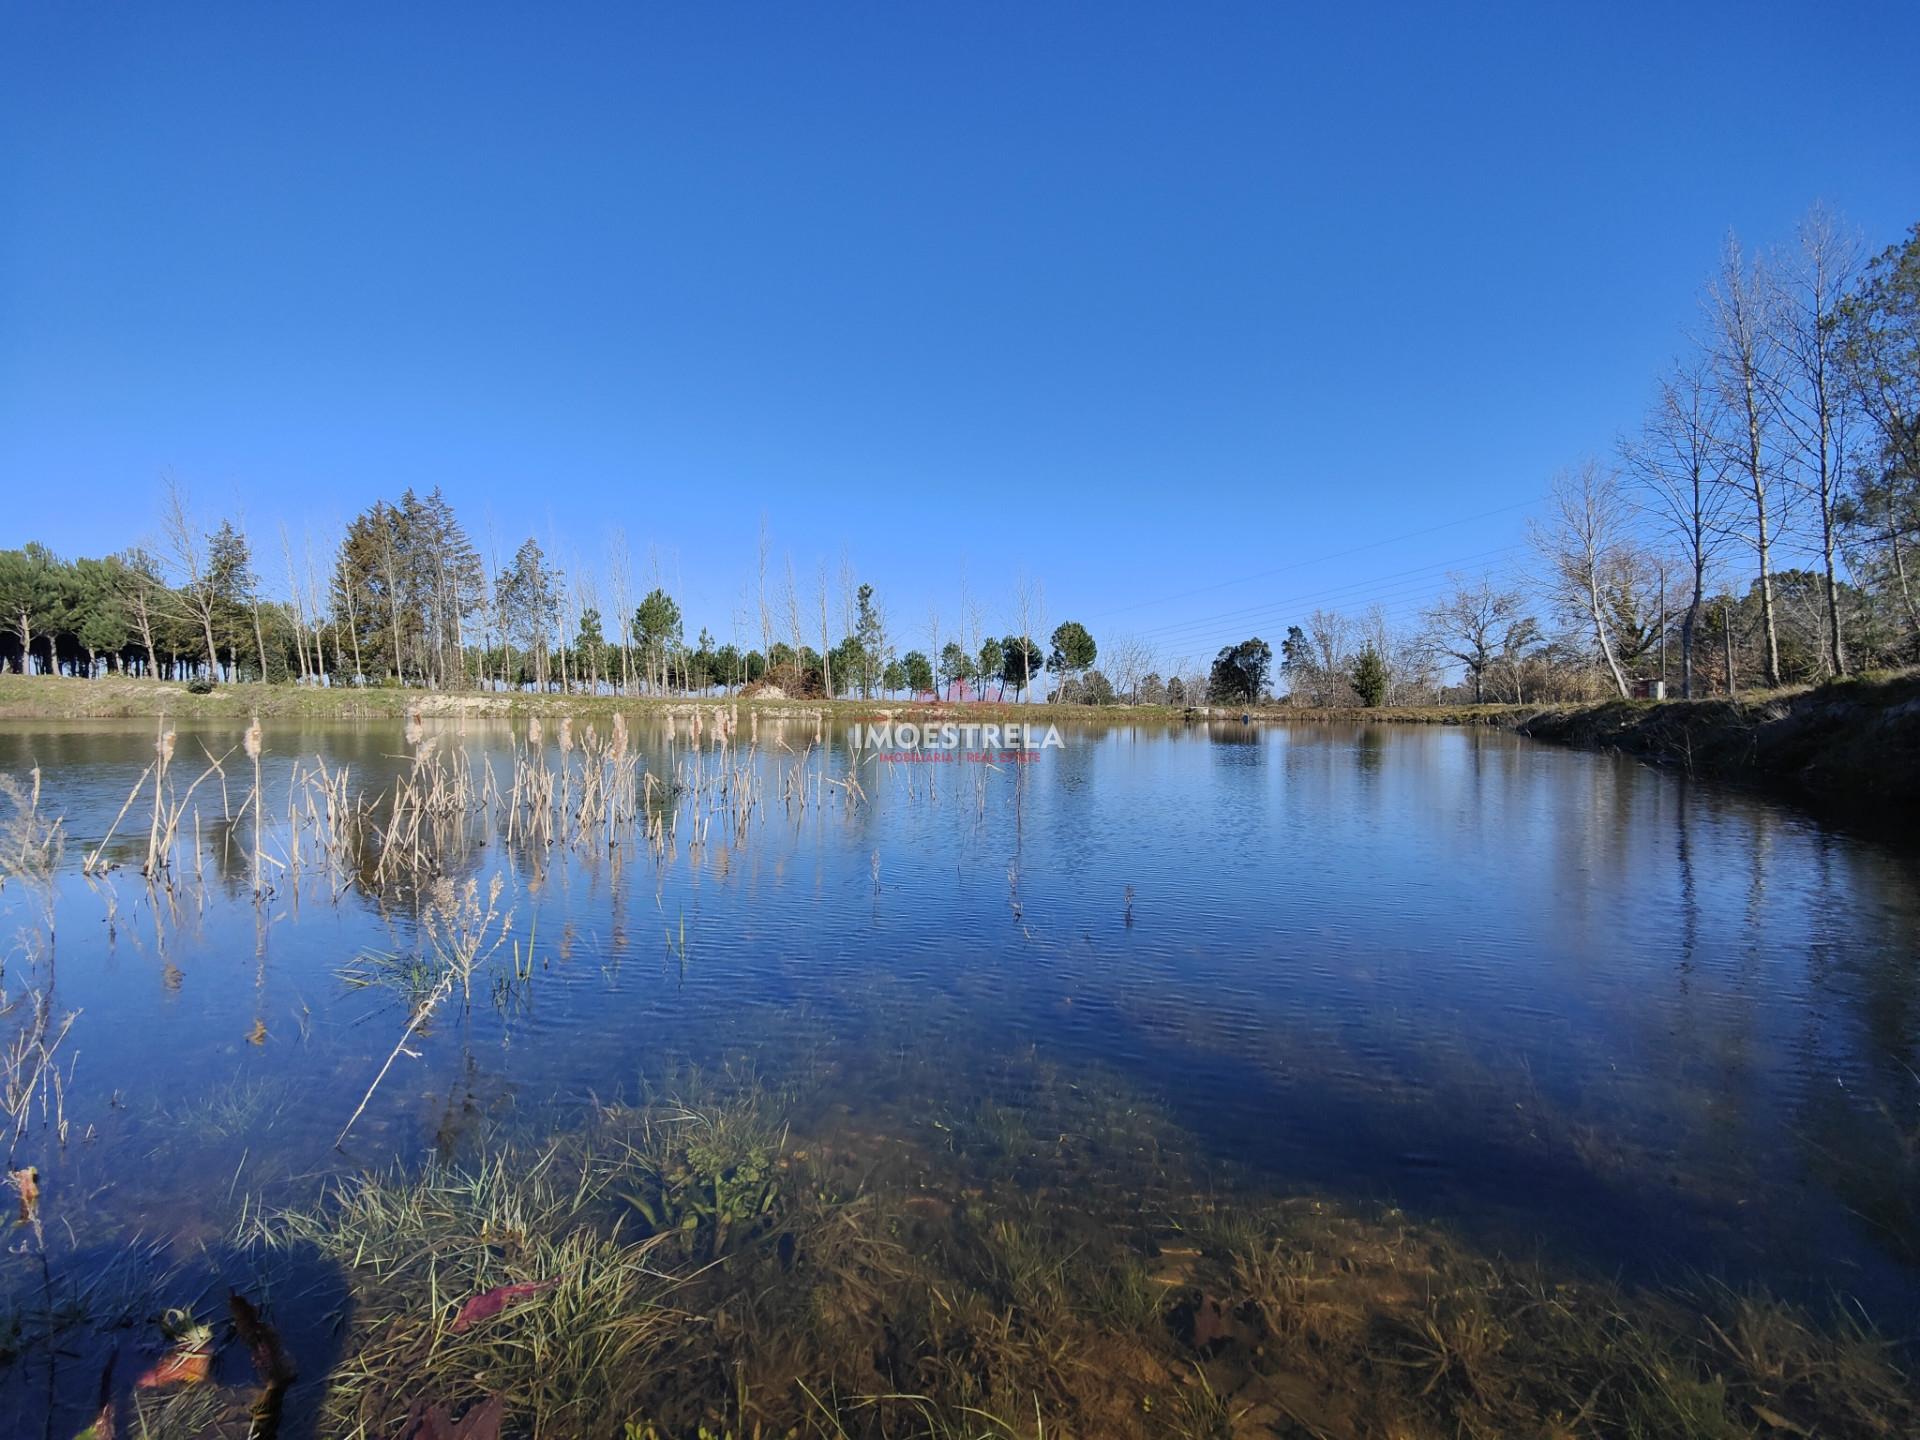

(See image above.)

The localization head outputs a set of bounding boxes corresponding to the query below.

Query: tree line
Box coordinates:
[1524,207,1920,701]
[1207,209,1920,708]
[0,482,1096,702]
[3,211,1914,708]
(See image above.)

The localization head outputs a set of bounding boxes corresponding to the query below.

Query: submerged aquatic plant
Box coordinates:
[611,1099,786,1259]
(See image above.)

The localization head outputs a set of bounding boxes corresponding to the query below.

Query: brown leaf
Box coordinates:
[449,1278,558,1334]
[135,1343,211,1389]
[7,1166,38,1226]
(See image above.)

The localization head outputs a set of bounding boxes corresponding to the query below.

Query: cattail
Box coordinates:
[157,730,177,767]
[405,706,425,748]
[558,716,573,755]
[243,715,263,761]
[611,712,629,759]
[528,716,543,747]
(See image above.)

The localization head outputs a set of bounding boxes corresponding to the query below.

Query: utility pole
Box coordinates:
[1657,563,1667,693]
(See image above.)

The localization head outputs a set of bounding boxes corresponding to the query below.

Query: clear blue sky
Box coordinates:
[4,3,1916,665]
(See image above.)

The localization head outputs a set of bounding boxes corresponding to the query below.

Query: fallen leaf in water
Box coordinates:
[138,1310,214,1389]
[449,1278,559,1333]
[405,1395,505,1440]
[247,1018,269,1045]
[135,1343,211,1389]
[7,1167,38,1225]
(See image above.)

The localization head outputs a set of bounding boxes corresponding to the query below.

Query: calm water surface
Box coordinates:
[3,713,1918,1392]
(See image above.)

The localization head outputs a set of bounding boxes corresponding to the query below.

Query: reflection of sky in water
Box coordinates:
[3,714,1918,1321]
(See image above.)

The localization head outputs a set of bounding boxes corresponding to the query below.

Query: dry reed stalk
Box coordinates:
[244,716,264,897]
[145,727,175,876]
[335,966,452,1148]
[2,989,79,1148]
[142,744,226,886]
[85,763,154,874]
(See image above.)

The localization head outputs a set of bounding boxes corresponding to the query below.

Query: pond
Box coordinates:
[2,711,1917,1436]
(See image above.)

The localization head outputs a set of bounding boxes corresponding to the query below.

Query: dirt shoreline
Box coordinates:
[1274,671,1920,818]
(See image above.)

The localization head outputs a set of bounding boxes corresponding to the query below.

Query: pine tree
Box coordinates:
[1350,644,1389,707]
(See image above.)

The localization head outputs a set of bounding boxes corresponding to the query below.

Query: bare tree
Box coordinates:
[1104,632,1155,704]
[1011,572,1042,701]
[1532,462,1634,698]
[607,525,634,694]
[1772,203,1861,676]
[816,560,834,699]
[117,545,166,678]
[279,524,311,683]
[756,515,774,666]
[240,518,269,682]
[1421,576,1535,703]
[782,554,804,678]
[1297,608,1356,705]
[160,478,222,676]
[1621,360,1736,696]
[1706,233,1787,686]
[303,521,334,683]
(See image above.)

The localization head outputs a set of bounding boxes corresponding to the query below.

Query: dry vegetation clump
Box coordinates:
[0,768,64,891]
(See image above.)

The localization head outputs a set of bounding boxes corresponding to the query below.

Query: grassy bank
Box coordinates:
[0,674,1193,725]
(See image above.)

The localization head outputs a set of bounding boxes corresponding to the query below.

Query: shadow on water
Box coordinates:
[0,1235,349,1440]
